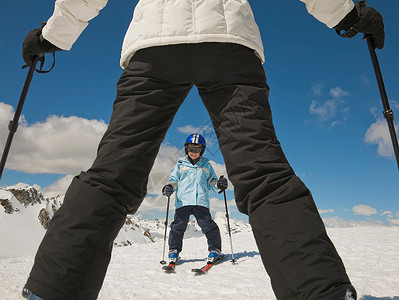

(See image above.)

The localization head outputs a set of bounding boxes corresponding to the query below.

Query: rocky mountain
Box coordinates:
[0,184,157,250]
[0,183,251,258]
[0,183,63,230]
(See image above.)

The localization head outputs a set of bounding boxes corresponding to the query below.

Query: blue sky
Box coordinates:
[1,1,398,226]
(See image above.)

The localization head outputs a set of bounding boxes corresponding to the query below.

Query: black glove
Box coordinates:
[162,184,174,197]
[22,24,61,66]
[217,177,228,191]
[334,1,384,49]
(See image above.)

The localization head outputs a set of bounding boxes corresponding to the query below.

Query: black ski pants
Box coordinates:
[26,43,355,300]
[168,205,221,253]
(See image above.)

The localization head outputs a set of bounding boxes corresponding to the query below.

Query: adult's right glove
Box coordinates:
[334,1,384,49]
[162,184,174,197]
[22,24,61,67]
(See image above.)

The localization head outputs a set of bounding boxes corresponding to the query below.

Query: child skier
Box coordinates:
[162,134,228,263]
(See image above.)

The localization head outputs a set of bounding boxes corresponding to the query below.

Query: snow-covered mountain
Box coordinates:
[0,183,59,258]
[0,183,63,228]
[0,183,251,258]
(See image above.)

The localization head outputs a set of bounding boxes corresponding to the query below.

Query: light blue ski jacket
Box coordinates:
[167,156,218,209]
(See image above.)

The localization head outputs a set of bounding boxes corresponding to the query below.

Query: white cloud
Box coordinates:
[177,125,213,135]
[319,209,334,214]
[322,216,386,228]
[329,120,341,128]
[309,99,337,121]
[0,102,19,142]
[385,210,399,226]
[311,83,324,97]
[365,119,398,157]
[177,125,202,135]
[321,208,399,228]
[0,102,16,129]
[42,175,74,198]
[1,102,231,216]
[136,194,174,216]
[146,144,184,195]
[370,106,382,120]
[209,160,229,182]
[359,75,371,86]
[330,87,349,98]
[388,219,399,226]
[392,100,399,111]
[308,86,349,126]
[0,102,107,174]
[210,197,231,211]
[353,204,377,216]
[382,211,393,218]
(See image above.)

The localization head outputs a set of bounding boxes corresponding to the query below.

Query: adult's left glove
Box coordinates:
[217,177,228,191]
[22,24,61,66]
[334,1,384,49]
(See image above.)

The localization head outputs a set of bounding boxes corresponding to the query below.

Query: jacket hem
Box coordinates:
[120,35,265,68]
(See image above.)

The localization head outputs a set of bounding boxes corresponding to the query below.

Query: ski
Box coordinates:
[162,258,180,273]
[191,254,225,275]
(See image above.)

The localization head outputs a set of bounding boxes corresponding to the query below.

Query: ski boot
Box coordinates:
[162,249,180,273]
[168,249,179,263]
[207,249,222,262]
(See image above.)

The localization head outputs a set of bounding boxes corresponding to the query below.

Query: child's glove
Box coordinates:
[162,184,174,197]
[217,177,228,191]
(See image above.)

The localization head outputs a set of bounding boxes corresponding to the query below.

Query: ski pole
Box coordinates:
[160,195,171,264]
[0,57,40,183]
[365,34,399,171]
[218,176,236,263]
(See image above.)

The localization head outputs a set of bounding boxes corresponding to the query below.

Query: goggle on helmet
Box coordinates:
[184,133,206,156]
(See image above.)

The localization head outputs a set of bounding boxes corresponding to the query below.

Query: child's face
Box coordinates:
[187,144,202,160]
[188,151,200,160]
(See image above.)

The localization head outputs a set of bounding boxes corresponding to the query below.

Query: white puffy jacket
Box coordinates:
[42,0,354,68]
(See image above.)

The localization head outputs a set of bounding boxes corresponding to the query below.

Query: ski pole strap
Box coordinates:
[22,52,56,74]
[335,1,367,39]
[336,27,359,39]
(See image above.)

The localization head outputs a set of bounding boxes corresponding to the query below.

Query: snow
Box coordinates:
[1,184,398,298]
[1,227,399,299]
[0,188,46,258]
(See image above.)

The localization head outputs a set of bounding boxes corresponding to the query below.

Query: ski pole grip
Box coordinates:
[218,175,225,194]
[8,120,18,133]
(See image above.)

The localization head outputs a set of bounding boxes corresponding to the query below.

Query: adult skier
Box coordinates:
[162,134,227,264]
[21,0,384,299]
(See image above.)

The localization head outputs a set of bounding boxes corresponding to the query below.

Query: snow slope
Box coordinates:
[1,227,398,299]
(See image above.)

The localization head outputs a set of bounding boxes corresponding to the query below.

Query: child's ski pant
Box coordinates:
[168,206,222,253]
[26,43,356,300]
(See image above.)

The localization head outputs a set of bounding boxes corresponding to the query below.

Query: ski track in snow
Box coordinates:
[1,228,399,299]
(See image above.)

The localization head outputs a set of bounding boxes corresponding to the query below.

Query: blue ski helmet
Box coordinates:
[184,133,206,155]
